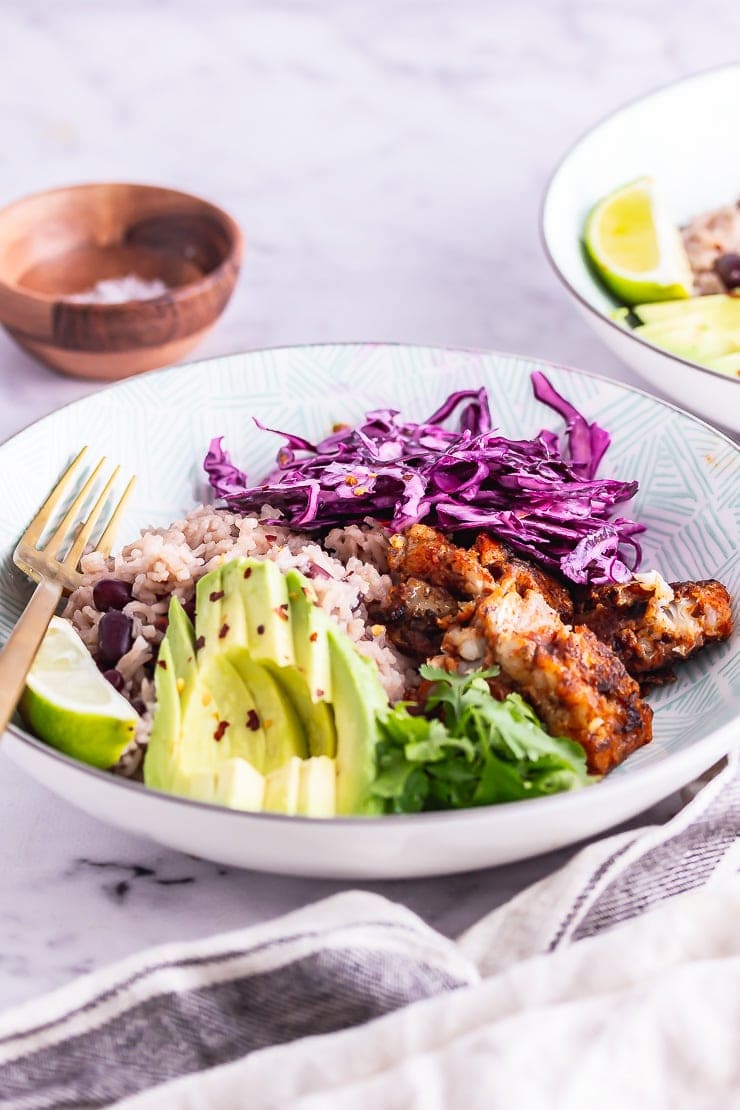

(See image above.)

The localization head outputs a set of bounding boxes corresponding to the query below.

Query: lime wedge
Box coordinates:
[584,177,694,306]
[20,616,138,768]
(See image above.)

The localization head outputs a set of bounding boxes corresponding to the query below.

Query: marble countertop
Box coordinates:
[1,0,738,1011]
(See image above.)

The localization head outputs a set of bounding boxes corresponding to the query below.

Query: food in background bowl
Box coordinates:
[584,177,740,379]
[23,374,733,819]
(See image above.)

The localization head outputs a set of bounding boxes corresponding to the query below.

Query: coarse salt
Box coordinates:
[64,274,170,304]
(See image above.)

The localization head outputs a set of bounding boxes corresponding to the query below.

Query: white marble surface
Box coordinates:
[1,0,738,1011]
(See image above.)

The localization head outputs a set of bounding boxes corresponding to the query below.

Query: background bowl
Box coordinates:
[0,182,242,380]
[1,344,737,878]
[542,64,740,435]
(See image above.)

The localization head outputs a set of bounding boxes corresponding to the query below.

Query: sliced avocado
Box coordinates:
[328,628,387,816]
[267,666,338,760]
[181,654,267,773]
[146,556,390,817]
[238,560,337,757]
[283,569,337,758]
[219,558,250,648]
[633,293,740,326]
[183,758,265,812]
[240,559,294,667]
[635,318,737,361]
[226,648,309,770]
[263,756,302,814]
[211,757,265,810]
[630,294,740,362]
[165,597,198,702]
[144,633,269,804]
[263,755,337,816]
[285,570,333,703]
[143,638,181,792]
[297,756,335,817]
[196,562,251,657]
[195,567,224,658]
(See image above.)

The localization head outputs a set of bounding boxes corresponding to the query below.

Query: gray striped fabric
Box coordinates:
[0,756,736,1110]
[573,767,740,941]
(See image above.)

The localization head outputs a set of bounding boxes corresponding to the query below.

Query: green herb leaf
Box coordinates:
[373,667,597,813]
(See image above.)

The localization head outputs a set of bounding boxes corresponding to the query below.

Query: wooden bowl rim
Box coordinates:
[0,180,243,308]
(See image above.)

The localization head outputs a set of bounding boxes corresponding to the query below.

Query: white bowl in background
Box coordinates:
[542,64,740,435]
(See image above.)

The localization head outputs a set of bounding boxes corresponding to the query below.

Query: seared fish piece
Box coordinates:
[574,571,733,679]
[472,533,574,622]
[379,529,573,661]
[388,525,490,599]
[377,577,461,659]
[391,525,652,774]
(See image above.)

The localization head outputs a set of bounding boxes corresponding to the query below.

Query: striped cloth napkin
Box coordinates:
[1,752,738,1110]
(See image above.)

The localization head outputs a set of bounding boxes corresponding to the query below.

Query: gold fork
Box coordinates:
[0,448,136,735]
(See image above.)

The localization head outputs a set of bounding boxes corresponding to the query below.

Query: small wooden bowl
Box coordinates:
[0,183,243,380]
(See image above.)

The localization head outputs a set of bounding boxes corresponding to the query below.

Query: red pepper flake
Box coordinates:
[246,709,260,731]
[195,635,205,650]
[218,622,230,639]
[309,632,318,643]
[213,720,229,742]
[265,534,277,542]
[157,659,167,670]
[275,606,289,622]
[209,590,225,602]
[257,624,265,635]
[316,688,325,698]
[243,566,252,579]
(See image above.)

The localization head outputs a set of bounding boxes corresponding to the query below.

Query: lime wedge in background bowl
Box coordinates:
[583,177,694,306]
[20,617,138,769]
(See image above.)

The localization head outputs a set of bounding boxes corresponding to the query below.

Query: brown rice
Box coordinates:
[682,200,740,295]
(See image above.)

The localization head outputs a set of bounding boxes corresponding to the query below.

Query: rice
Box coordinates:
[682,201,740,295]
[63,507,413,776]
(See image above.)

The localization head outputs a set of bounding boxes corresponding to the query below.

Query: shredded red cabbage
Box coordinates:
[204,372,645,584]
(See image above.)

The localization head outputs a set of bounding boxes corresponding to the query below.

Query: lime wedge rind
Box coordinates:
[584,177,695,307]
[20,616,138,768]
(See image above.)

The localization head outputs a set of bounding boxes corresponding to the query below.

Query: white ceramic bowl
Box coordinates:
[3,345,738,877]
[542,64,740,435]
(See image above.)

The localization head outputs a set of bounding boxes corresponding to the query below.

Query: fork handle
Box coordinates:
[0,578,64,737]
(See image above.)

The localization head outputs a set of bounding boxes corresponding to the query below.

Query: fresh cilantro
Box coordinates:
[373,666,597,814]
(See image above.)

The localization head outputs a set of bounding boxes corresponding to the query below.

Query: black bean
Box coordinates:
[93,578,132,612]
[98,610,133,665]
[103,668,125,692]
[714,253,740,290]
[305,561,331,580]
[183,596,196,621]
[131,698,146,717]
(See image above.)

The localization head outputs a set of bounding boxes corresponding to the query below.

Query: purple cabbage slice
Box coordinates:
[203,373,645,584]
